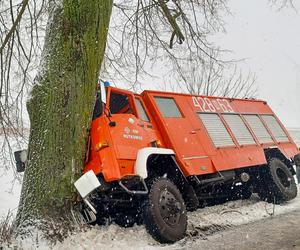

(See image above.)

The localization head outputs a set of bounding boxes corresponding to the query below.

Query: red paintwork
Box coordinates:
[83,87,299,182]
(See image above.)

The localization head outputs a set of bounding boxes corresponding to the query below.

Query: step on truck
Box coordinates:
[15,82,300,243]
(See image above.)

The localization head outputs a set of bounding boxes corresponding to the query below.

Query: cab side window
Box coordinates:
[110,92,133,114]
[154,97,182,118]
[135,98,150,122]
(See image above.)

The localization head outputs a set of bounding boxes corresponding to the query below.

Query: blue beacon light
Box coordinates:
[104,81,111,87]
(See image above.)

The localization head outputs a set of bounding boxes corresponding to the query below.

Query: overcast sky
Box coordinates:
[127,1,300,128]
[217,0,300,128]
[9,1,300,129]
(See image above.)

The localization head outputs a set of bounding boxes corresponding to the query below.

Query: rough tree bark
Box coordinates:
[15,0,113,229]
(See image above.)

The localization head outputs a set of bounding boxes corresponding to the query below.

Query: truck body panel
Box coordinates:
[84,86,299,183]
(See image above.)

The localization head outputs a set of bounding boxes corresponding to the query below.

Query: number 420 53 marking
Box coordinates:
[192,97,235,113]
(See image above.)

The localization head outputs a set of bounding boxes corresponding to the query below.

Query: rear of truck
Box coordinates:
[142,90,299,202]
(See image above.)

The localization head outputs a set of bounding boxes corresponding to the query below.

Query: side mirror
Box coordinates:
[14,150,27,173]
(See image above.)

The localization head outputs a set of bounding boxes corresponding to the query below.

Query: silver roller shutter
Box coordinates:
[223,114,255,145]
[244,114,273,144]
[198,113,235,148]
[261,115,289,142]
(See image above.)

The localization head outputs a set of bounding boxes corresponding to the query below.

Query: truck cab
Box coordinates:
[84,86,164,181]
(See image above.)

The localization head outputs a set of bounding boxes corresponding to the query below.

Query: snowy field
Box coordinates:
[0,129,300,249]
[0,135,24,218]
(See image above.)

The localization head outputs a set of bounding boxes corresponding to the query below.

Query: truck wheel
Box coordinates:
[259,158,297,203]
[143,177,187,243]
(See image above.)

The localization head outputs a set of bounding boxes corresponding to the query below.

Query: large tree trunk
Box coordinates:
[15,0,113,230]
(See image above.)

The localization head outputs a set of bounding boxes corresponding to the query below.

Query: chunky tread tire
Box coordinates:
[259,158,297,204]
[143,177,187,243]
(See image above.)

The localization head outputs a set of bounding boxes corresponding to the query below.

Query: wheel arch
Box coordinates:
[134,147,186,185]
[134,147,175,179]
[264,147,296,175]
[136,148,199,211]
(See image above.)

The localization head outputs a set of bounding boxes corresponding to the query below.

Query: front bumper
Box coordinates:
[74,170,101,221]
[74,170,101,199]
[74,171,148,224]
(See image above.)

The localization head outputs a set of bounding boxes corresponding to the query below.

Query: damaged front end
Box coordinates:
[74,170,101,224]
[74,171,149,224]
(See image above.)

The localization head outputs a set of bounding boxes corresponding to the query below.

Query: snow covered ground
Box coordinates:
[53,188,300,250]
[0,128,300,249]
[0,135,24,219]
[0,172,21,218]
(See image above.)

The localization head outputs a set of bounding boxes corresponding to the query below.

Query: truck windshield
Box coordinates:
[110,92,133,114]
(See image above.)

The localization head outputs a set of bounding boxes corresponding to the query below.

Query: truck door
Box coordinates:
[107,89,157,171]
[153,96,213,175]
[134,96,158,138]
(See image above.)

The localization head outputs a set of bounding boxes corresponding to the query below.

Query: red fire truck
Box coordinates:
[72,82,299,243]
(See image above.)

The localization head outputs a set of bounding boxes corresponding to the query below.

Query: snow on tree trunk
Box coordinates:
[15,0,113,229]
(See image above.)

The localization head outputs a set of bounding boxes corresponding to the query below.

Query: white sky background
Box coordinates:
[217,0,300,128]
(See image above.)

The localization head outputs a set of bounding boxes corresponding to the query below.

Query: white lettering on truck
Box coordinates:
[192,97,234,113]
[123,134,143,140]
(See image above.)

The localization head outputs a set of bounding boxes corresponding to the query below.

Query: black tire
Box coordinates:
[143,177,187,243]
[258,158,297,204]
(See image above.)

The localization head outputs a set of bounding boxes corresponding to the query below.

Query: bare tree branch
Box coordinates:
[0,0,29,55]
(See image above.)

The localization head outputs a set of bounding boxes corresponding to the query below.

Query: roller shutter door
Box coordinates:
[223,114,255,145]
[198,113,235,148]
[261,115,289,142]
[244,114,273,144]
